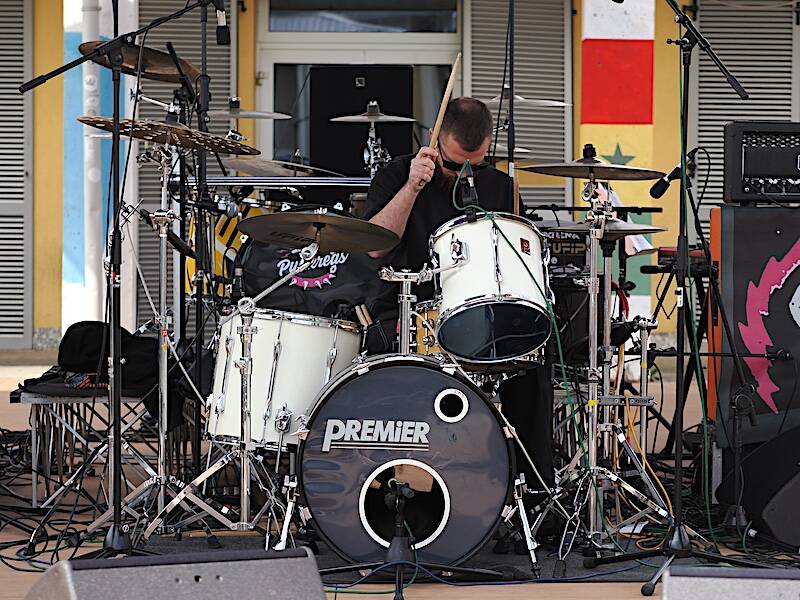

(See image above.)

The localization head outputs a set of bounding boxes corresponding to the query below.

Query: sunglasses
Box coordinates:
[439,146,489,172]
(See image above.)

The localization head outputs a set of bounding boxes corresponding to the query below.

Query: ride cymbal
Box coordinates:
[237,211,399,253]
[520,157,665,181]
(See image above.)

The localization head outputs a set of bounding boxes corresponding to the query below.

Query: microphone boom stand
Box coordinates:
[19,0,227,558]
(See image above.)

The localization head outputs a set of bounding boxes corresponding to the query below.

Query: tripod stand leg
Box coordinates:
[641,553,674,597]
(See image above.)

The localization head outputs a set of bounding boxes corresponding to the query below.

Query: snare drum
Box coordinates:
[430,212,552,364]
[207,309,361,447]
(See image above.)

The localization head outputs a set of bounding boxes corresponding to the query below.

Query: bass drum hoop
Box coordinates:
[296,354,516,567]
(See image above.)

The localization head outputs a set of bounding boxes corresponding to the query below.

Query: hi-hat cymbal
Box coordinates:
[77,116,260,156]
[208,97,291,120]
[331,100,415,124]
[237,211,399,253]
[549,219,666,241]
[520,157,665,181]
[222,157,343,177]
[79,41,200,84]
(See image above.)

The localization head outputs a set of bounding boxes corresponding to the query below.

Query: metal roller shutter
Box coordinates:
[0,0,31,348]
[695,0,797,236]
[135,0,234,333]
[469,0,572,205]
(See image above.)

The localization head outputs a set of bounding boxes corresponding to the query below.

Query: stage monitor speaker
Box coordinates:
[716,424,800,548]
[707,205,800,446]
[309,65,413,176]
[664,567,800,599]
[25,548,324,600]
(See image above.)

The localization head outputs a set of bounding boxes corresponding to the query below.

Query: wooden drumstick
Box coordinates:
[430,52,462,151]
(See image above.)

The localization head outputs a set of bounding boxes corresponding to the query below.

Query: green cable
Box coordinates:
[742,520,752,553]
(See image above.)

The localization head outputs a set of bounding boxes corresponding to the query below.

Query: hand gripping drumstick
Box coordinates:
[429,53,462,151]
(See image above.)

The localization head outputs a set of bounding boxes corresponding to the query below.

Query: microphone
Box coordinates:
[649,148,698,199]
[231,255,245,302]
[195,196,239,218]
[210,0,231,46]
[462,162,479,205]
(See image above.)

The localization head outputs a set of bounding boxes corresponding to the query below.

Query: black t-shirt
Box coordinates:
[364,154,513,315]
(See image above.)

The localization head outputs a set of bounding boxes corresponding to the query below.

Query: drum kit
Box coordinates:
[67,28,678,579]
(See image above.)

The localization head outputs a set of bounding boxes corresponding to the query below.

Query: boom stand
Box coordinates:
[19,0,231,557]
[583,3,765,594]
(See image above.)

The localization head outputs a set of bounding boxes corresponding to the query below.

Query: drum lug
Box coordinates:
[275,406,292,433]
[501,504,515,520]
[298,506,312,525]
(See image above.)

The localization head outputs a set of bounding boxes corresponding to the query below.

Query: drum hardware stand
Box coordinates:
[144,241,322,540]
[362,103,392,178]
[273,475,298,551]
[379,253,470,353]
[583,4,766,594]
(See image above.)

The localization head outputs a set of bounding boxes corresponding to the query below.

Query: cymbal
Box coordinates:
[520,157,665,181]
[237,211,399,253]
[222,157,343,177]
[331,101,415,124]
[483,87,571,109]
[491,143,533,157]
[79,41,200,84]
[77,116,260,156]
[208,97,291,120]
[534,218,580,231]
[549,219,666,241]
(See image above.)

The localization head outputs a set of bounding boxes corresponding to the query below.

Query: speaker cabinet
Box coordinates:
[664,566,800,600]
[25,548,324,600]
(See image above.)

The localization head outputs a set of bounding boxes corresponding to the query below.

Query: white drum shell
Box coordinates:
[207,310,361,446]
[431,212,550,324]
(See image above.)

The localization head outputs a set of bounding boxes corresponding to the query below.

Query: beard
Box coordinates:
[433,165,459,193]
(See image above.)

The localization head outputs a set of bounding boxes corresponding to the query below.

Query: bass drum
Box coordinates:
[297,355,514,566]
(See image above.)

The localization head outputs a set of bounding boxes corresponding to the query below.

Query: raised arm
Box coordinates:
[368,147,438,258]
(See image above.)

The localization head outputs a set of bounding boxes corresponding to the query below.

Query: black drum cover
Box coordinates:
[298,355,514,566]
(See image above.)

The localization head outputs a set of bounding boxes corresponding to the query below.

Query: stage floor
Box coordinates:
[0,362,689,599]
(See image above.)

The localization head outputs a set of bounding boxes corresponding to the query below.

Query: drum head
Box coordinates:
[298,355,513,566]
[437,301,551,363]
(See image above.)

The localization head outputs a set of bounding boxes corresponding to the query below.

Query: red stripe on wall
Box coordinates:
[581,39,654,125]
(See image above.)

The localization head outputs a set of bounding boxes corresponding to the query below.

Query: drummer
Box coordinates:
[364,97,554,489]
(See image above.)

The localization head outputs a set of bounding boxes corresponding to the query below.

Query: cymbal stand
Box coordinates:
[142,239,321,541]
[80,147,206,541]
[364,121,391,179]
[583,160,611,544]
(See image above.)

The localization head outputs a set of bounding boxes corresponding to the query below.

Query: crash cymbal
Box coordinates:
[331,101,415,124]
[222,157,343,177]
[79,41,200,84]
[520,157,665,181]
[208,97,291,120]
[549,219,666,241]
[77,116,260,156]
[483,86,571,109]
[237,210,399,253]
[491,143,533,157]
